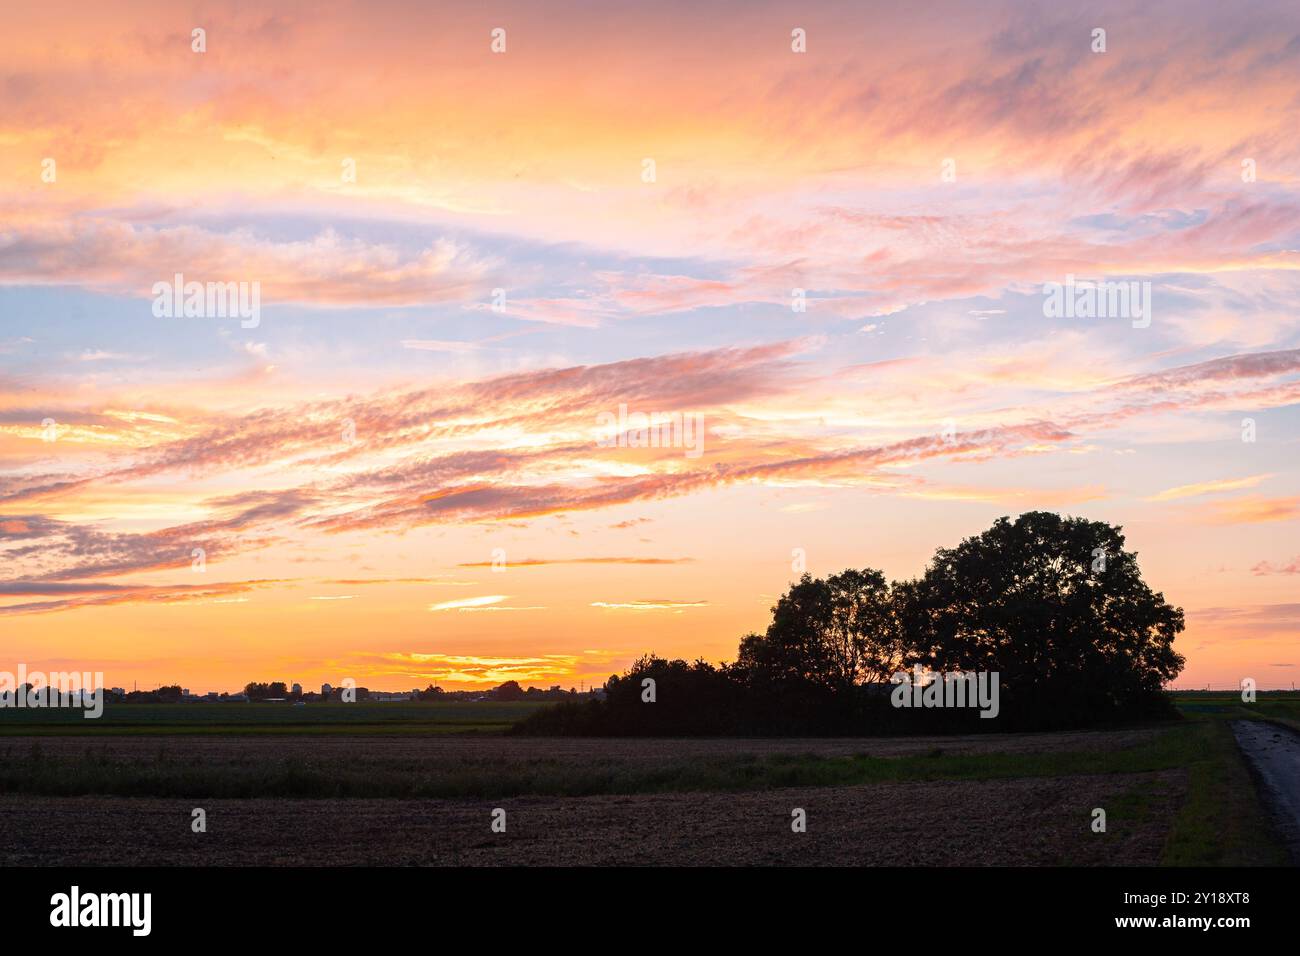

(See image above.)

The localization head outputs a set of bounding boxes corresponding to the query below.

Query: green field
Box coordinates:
[4,691,1297,738]
[5,691,1296,740]
[0,701,550,735]
[1171,690,1300,729]
[0,715,1251,798]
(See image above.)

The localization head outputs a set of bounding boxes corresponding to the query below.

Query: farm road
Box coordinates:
[1232,719,1300,863]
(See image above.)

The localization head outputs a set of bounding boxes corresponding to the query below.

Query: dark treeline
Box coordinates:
[106,680,587,704]
[515,512,1186,736]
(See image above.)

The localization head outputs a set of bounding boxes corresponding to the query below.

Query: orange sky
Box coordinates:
[2,0,1299,692]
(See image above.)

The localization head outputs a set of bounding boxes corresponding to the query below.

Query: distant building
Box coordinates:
[291,683,302,696]
[321,683,333,697]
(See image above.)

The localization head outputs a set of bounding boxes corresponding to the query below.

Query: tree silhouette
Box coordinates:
[495,680,524,701]
[737,569,902,692]
[516,512,1186,736]
[895,512,1184,724]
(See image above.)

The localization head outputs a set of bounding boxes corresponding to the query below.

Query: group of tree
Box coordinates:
[106,685,185,704]
[492,681,587,701]
[244,681,290,701]
[515,512,1186,736]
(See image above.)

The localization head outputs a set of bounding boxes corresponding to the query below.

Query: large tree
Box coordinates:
[494,680,525,701]
[737,568,903,692]
[894,512,1184,718]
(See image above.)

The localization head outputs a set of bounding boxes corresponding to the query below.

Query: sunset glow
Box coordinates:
[2,0,1298,692]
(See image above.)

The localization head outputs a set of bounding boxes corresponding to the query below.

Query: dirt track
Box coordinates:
[1232,720,1300,863]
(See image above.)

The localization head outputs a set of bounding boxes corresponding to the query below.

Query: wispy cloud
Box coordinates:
[1204,496,1300,524]
[458,556,692,568]
[427,595,509,612]
[1145,474,1273,502]
[1251,557,1300,575]
[374,652,580,685]
[0,580,280,616]
[590,600,708,611]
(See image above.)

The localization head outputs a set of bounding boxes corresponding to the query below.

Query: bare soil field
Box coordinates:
[0,769,1183,866]
[1,727,1208,865]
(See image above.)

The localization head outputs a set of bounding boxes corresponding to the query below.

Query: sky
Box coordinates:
[1,0,1298,693]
